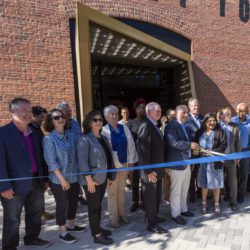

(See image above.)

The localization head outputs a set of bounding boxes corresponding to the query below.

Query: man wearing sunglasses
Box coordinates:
[231,103,250,203]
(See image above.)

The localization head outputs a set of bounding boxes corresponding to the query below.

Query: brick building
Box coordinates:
[1,0,249,125]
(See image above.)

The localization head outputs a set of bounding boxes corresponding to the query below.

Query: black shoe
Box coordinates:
[101,228,112,236]
[130,202,140,212]
[230,203,238,211]
[147,225,168,234]
[24,238,51,248]
[94,234,113,245]
[59,233,77,244]
[79,196,87,205]
[66,225,87,233]
[155,216,166,223]
[140,203,145,211]
[181,211,194,217]
[237,197,244,204]
[172,215,187,225]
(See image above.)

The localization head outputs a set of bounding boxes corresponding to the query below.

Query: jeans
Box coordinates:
[1,179,44,250]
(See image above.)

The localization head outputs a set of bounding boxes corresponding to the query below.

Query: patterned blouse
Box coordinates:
[43,130,79,184]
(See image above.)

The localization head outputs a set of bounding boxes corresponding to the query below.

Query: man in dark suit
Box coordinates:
[165,105,199,225]
[137,102,168,234]
[221,107,241,211]
[0,98,50,250]
[185,98,204,202]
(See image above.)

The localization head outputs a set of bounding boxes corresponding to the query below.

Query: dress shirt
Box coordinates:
[43,130,79,184]
[220,121,232,153]
[231,116,250,149]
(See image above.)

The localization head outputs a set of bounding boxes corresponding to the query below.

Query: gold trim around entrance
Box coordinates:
[75,2,192,122]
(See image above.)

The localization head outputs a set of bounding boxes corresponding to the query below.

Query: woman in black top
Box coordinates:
[77,110,116,245]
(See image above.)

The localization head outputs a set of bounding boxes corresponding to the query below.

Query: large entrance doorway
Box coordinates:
[75,3,195,121]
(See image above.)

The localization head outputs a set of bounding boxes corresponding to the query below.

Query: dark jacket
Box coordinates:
[164,119,191,170]
[194,127,227,169]
[185,113,204,140]
[137,118,165,181]
[0,122,47,195]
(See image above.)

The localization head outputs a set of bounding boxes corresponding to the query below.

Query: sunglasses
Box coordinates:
[92,118,103,123]
[52,115,65,120]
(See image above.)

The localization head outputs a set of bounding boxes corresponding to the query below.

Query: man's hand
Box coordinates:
[1,189,14,199]
[193,149,200,156]
[147,171,157,183]
[191,142,200,150]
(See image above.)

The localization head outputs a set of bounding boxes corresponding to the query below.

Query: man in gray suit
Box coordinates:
[221,107,241,211]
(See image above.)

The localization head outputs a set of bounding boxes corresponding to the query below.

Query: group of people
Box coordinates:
[0,97,250,249]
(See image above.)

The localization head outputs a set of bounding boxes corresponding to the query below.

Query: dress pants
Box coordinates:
[224,160,237,205]
[107,171,127,223]
[83,181,107,235]
[142,179,162,228]
[1,179,44,250]
[169,166,191,218]
[237,148,250,201]
[132,165,144,203]
[49,181,79,226]
[188,164,201,199]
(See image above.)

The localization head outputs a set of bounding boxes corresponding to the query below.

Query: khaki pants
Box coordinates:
[169,166,191,218]
[107,171,128,223]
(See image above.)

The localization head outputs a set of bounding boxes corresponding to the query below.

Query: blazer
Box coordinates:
[185,113,204,140]
[164,119,191,170]
[77,132,116,185]
[0,122,47,195]
[102,123,138,164]
[221,122,241,153]
[137,117,165,181]
[194,127,227,168]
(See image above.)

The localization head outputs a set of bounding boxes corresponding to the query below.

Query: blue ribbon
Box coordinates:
[1,151,250,182]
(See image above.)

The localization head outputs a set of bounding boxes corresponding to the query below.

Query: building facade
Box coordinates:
[1,0,249,124]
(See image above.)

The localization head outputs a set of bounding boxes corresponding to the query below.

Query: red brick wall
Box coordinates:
[1,0,249,124]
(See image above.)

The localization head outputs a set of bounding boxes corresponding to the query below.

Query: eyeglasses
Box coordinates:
[52,115,65,120]
[92,118,103,123]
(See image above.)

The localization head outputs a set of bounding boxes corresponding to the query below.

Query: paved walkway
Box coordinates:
[1,190,250,250]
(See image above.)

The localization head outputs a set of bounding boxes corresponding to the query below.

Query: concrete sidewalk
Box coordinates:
[1,190,250,250]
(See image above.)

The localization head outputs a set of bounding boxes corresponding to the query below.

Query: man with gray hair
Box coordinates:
[165,105,199,225]
[137,102,168,234]
[185,98,204,202]
[57,101,81,137]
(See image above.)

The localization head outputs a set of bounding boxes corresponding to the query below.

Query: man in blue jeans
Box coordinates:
[231,102,250,203]
[0,97,50,250]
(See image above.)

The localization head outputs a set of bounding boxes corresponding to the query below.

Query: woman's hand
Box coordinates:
[60,178,70,191]
[87,178,98,193]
